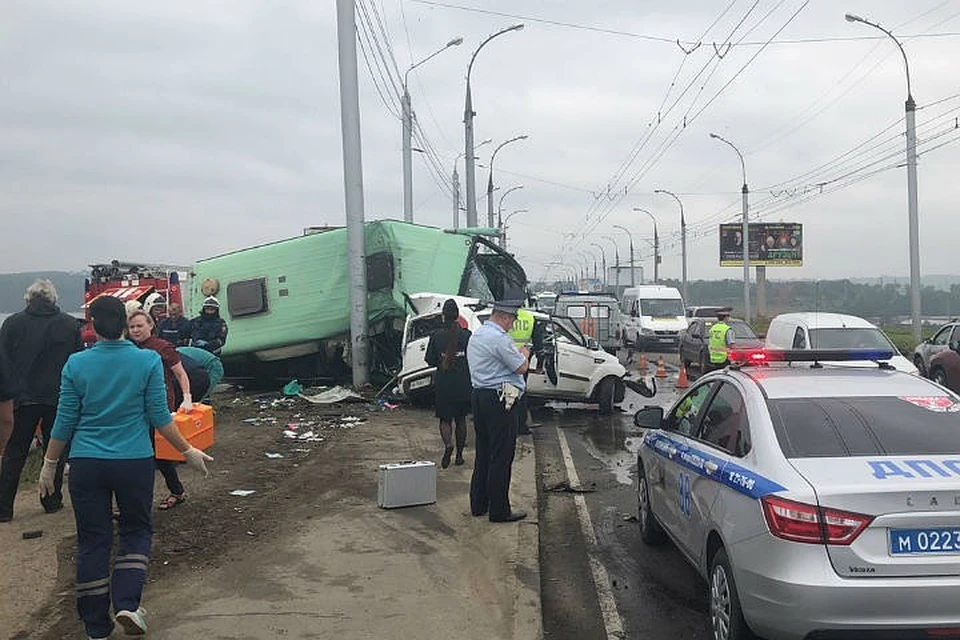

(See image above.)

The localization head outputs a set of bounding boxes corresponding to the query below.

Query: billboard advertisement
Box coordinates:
[719,222,803,267]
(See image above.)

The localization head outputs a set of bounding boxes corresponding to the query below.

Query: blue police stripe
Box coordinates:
[643,432,785,499]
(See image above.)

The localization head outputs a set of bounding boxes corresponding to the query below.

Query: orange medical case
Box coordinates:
[155,404,215,462]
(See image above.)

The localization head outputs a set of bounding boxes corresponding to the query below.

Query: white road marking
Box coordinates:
[556,427,626,640]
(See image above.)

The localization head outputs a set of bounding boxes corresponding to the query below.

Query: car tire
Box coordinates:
[597,376,616,415]
[637,460,666,546]
[914,355,927,378]
[709,548,755,640]
[932,367,949,389]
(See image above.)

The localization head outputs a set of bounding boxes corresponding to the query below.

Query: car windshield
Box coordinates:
[728,320,757,339]
[407,314,444,343]
[768,396,960,457]
[808,327,894,350]
[640,299,684,317]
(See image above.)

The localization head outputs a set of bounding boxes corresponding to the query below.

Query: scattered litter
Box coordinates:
[286,423,299,430]
[229,490,256,497]
[282,379,304,396]
[265,452,284,459]
[298,386,362,404]
[297,431,324,442]
[544,480,597,494]
[340,416,362,423]
[22,530,43,540]
[291,448,311,453]
[283,430,298,439]
[246,530,256,537]
[234,507,244,513]
[623,514,638,522]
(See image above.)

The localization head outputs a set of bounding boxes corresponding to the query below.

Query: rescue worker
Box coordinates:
[189,296,228,356]
[0,279,82,522]
[158,302,191,346]
[467,291,529,523]
[707,307,736,371]
[507,307,535,435]
[142,292,168,327]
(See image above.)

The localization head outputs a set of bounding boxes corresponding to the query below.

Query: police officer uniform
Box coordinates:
[508,308,535,435]
[707,307,736,371]
[467,294,529,523]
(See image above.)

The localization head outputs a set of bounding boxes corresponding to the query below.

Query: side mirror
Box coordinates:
[633,406,664,429]
[586,337,600,351]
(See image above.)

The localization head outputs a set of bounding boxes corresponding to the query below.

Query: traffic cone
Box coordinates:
[638,353,649,374]
[676,363,690,389]
[655,356,668,379]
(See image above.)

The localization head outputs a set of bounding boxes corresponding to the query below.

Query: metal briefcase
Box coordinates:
[377,461,437,509]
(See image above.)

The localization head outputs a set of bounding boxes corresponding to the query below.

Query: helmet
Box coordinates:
[124,299,143,317]
[143,292,166,315]
[202,296,220,309]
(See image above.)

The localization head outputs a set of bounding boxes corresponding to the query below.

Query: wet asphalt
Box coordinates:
[534,351,712,640]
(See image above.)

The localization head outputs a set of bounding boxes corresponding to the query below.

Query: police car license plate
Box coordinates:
[889,528,960,555]
[409,377,431,390]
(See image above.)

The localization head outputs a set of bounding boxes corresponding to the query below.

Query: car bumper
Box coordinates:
[399,368,435,396]
[638,334,679,349]
[732,535,960,640]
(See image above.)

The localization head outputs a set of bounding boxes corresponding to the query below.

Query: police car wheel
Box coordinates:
[637,461,666,545]
[709,549,754,640]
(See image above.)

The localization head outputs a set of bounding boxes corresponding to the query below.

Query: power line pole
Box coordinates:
[336,0,368,386]
[452,163,460,229]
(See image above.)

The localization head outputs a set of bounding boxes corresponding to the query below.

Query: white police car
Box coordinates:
[634,348,960,640]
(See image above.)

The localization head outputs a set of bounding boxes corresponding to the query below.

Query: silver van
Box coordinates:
[553,292,620,353]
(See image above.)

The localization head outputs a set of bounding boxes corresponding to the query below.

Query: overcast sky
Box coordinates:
[2,0,958,284]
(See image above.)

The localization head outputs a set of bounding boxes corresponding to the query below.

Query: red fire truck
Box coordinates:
[81,260,188,345]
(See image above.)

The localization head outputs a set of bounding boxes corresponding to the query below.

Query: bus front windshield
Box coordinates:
[640,298,684,318]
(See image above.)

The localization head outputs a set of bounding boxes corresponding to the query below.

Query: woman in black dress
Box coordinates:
[425,299,472,468]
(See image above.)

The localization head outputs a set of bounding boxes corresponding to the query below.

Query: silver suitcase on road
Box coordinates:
[377,461,437,509]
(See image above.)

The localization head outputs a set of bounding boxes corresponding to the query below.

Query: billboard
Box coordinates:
[719,222,803,267]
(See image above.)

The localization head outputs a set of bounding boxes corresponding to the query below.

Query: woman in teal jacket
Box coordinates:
[40,296,213,640]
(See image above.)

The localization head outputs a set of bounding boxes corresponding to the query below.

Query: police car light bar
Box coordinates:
[727,348,895,365]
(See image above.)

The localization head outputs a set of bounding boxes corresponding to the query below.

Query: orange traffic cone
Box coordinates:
[638,353,649,374]
[655,356,668,379]
[676,363,690,389]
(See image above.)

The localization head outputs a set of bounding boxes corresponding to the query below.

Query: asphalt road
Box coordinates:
[535,351,712,640]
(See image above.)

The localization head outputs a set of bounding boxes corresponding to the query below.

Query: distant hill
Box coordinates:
[0,272,89,313]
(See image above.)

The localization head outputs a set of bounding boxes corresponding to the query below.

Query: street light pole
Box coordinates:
[602,235,620,291]
[590,243,607,288]
[633,208,659,283]
[655,189,687,300]
[453,138,491,229]
[464,24,524,228]
[613,224,636,287]
[402,37,463,224]
[710,132,751,323]
[500,208,527,249]
[845,12,921,342]
[487,134,528,227]
[496,184,524,230]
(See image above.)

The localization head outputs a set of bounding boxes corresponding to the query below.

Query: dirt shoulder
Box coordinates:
[3,392,540,640]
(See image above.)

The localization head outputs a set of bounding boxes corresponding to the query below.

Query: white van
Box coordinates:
[765,312,918,373]
[616,285,687,350]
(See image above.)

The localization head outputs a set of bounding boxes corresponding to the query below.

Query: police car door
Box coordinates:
[652,380,719,550]
[682,381,753,563]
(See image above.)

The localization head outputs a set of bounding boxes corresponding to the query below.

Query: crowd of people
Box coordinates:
[0,280,223,638]
[425,290,538,523]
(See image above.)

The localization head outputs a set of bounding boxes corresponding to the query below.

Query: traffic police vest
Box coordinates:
[508,309,535,347]
[709,321,732,364]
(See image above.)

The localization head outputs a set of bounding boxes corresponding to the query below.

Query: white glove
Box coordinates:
[38,457,58,498]
[182,447,213,476]
[179,394,193,413]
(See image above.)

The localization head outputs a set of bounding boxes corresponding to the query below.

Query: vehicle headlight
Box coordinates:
[641,328,655,335]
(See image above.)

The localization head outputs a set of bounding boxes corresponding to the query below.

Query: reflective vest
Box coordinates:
[709,322,732,364]
[509,309,535,347]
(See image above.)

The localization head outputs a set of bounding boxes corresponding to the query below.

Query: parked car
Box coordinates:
[678,317,762,371]
[634,348,960,640]
[928,343,960,393]
[397,293,627,414]
[764,312,917,374]
[616,285,687,350]
[685,305,724,319]
[553,291,620,354]
[913,320,960,377]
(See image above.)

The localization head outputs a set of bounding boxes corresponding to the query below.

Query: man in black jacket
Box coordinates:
[0,279,82,522]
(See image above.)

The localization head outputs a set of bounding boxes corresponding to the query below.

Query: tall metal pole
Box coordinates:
[710,133,751,323]
[590,243,607,288]
[486,134,528,227]
[500,209,527,249]
[633,208,659,283]
[613,225,635,287]
[655,189,687,301]
[463,24,524,228]
[496,184,524,227]
[402,37,463,224]
[603,235,620,292]
[846,12,921,341]
[336,0,368,386]
[452,163,460,229]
